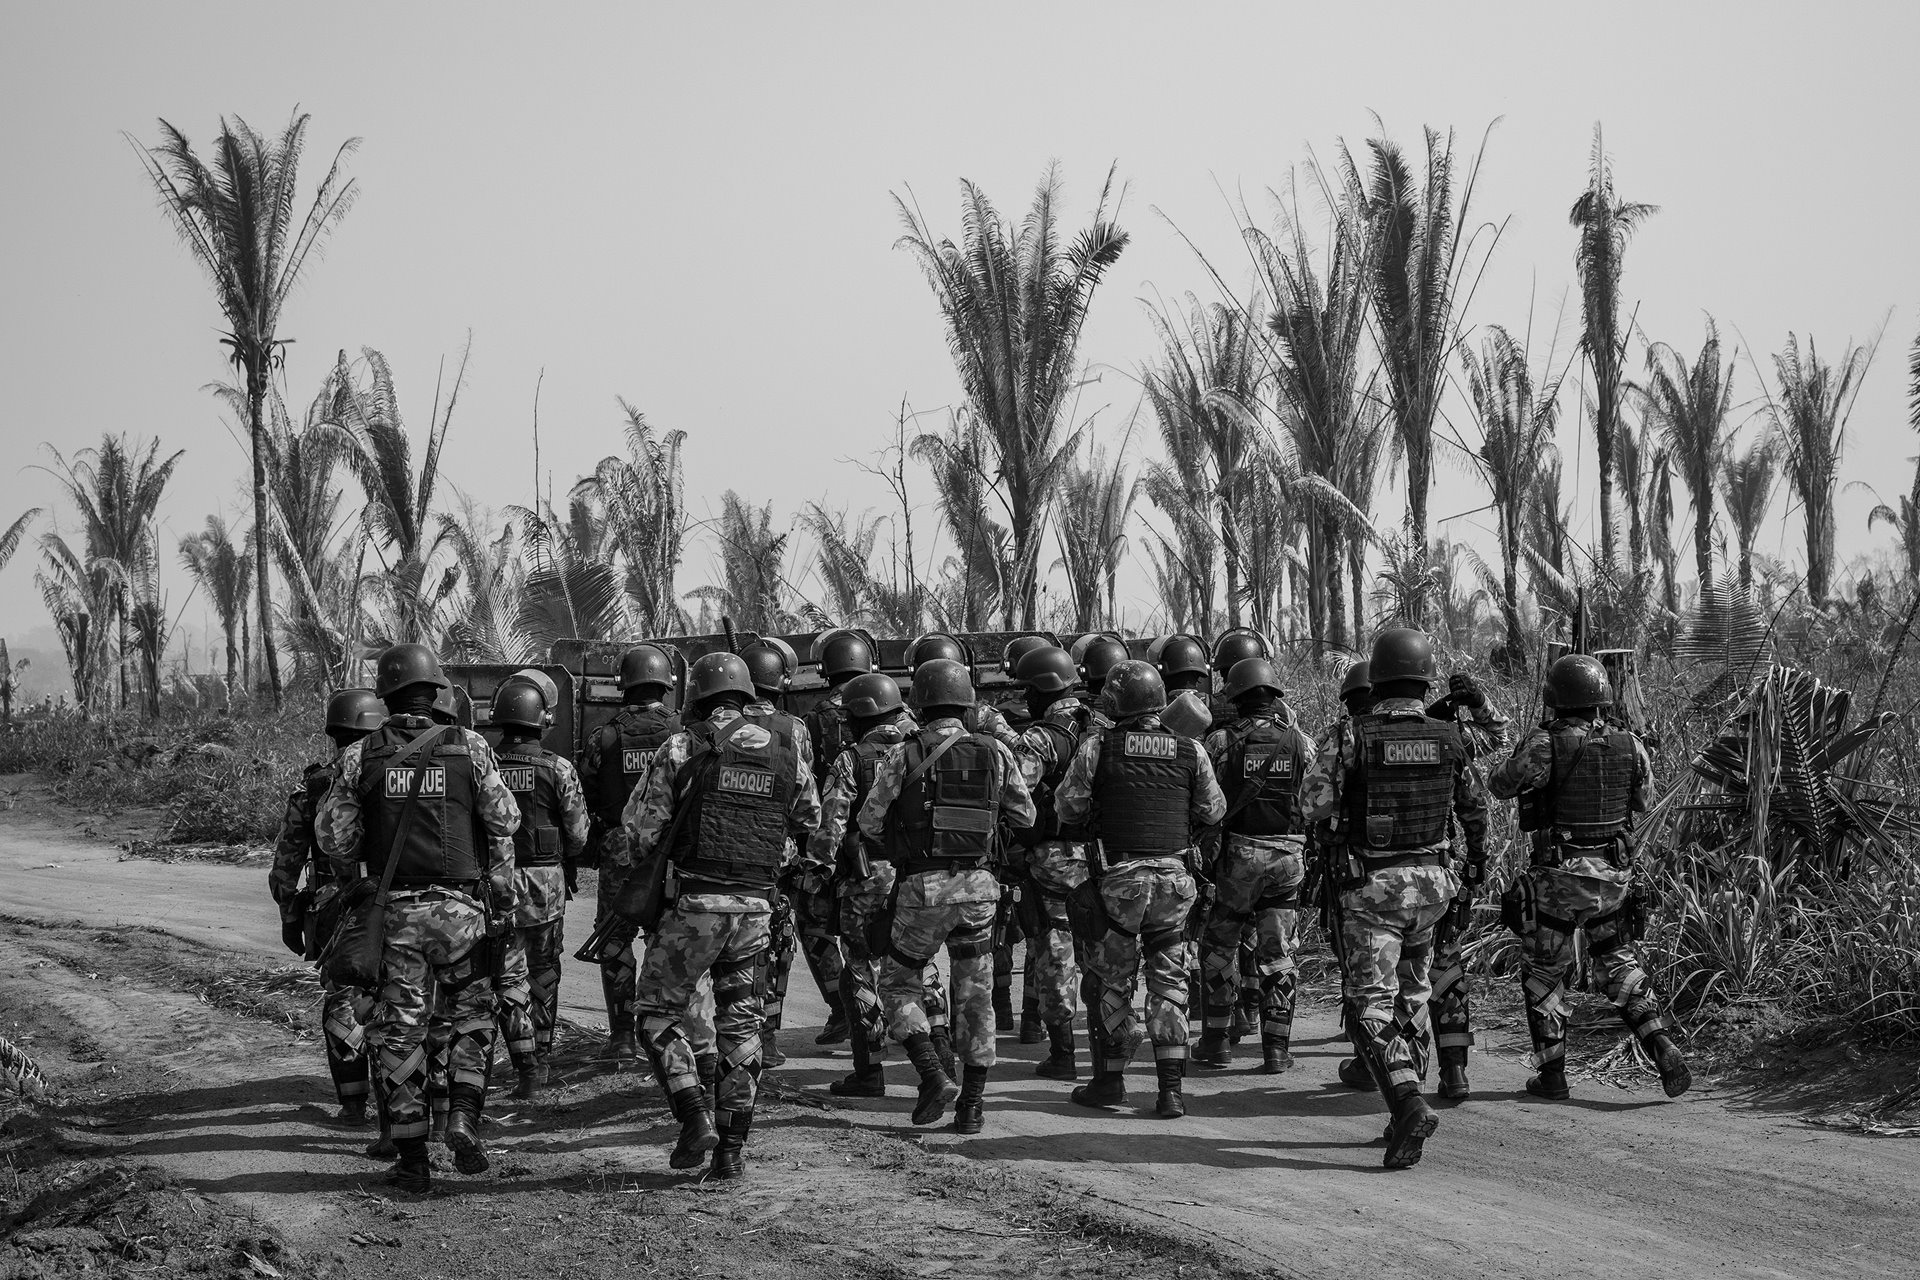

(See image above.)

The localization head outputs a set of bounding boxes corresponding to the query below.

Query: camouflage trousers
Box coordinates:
[595,864,641,1034]
[371,890,495,1141]
[1201,835,1304,1050]
[1025,843,1090,1028]
[1336,886,1447,1094]
[321,978,374,1105]
[1521,866,1669,1068]
[762,883,846,1033]
[1086,859,1196,1070]
[840,861,947,1054]
[494,929,536,1071]
[636,900,769,1119]
[517,918,566,1058]
[881,870,997,1069]
[1429,907,1471,1062]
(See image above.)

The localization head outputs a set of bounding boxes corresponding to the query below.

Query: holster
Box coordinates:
[1065,877,1109,943]
[1185,881,1216,943]
[867,879,897,959]
[610,846,674,933]
[1013,877,1046,940]
[1500,876,1536,937]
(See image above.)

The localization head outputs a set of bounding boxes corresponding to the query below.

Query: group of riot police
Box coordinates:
[269,622,1691,1190]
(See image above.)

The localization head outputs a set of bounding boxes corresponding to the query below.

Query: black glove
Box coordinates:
[564,862,580,898]
[280,915,307,956]
[1449,672,1486,709]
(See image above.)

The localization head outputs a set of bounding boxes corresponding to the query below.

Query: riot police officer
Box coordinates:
[622,652,822,1180]
[1071,632,1129,713]
[1057,660,1227,1120]
[490,681,590,1097]
[804,628,880,788]
[268,688,383,1124]
[858,659,1036,1134]
[578,644,680,1058]
[1487,654,1690,1102]
[1298,628,1488,1170]
[316,644,522,1193]
[1197,658,1317,1073]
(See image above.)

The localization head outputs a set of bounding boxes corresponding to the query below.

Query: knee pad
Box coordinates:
[712,954,760,1008]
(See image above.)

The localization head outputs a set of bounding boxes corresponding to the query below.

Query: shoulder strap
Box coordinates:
[372,725,450,904]
[1223,735,1287,824]
[903,729,966,790]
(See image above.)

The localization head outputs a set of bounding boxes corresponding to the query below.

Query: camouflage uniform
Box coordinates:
[1426,697,1511,1073]
[580,699,680,1043]
[625,707,820,1138]
[315,716,520,1142]
[1056,716,1226,1074]
[498,740,590,1063]
[754,696,844,1048]
[1199,710,1318,1063]
[1012,697,1094,1031]
[857,718,1036,1072]
[1487,718,1671,1073]
[269,760,372,1109]
[1300,697,1487,1099]
[965,701,1026,1027]
[810,716,949,1072]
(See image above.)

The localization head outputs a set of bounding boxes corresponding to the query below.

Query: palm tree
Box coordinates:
[580,401,687,635]
[260,375,354,687]
[1461,324,1562,663]
[1721,437,1778,591]
[131,111,359,709]
[1569,124,1657,565]
[1053,444,1137,632]
[1340,122,1498,613]
[894,164,1129,628]
[37,436,183,712]
[177,515,252,698]
[1869,329,1920,587]
[1770,333,1877,608]
[437,498,534,664]
[0,511,39,574]
[1647,450,1681,617]
[685,492,800,635]
[512,499,631,653]
[912,412,1012,630]
[34,533,114,715]
[1639,318,1736,590]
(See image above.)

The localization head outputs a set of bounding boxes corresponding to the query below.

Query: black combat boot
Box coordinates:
[952,1065,988,1134]
[1154,1058,1185,1119]
[1019,994,1045,1045]
[512,1066,540,1101]
[815,1007,850,1046]
[363,1125,398,1161]
[1437,1047,1470,1100]
[1035,1021,1078,1080]
[335,1095,369,1127]
[428,1092,449,1143]
[1193,1028,1232,1069]
[1070,1059,1127,1109]
[1647,1032,1692,1098]
[708,1109,749,1181]
[444,1084,489,1174]
[905,1032,960,1125]
[762,1027,785,1068]
[387,1136,433,1193]
[831,1015,886,1097]
[929,1026,958,1079]
[993,986,1016,1036]
[607,1017,639,1063]
[669,1086,720,1170]
[1261,1037,1293,1075]
[1383,1083,1439,1170]
[1525,1060,1570,1100]
[1337,1056,1378,1091]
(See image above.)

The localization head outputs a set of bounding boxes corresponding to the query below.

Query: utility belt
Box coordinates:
[900,854,992,876]
[518,826,564,867]
[389,877,482,893]
[1330,845,1444,890]
[1533,832,1631,870]
[1103,846,1189,864]
[676,877,772,901]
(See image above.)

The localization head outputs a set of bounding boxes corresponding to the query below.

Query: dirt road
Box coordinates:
[4,793,1917,1280]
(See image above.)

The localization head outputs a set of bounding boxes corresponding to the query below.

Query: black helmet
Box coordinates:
[1211,628,1270,677]
[1368,628,1437,687]
[375,643,449,699]
[1015,645,1078,694]
[740,638,794,696]
[325,688,384,733]
[908,657,975,711]
[1339,659,1373,700]
[1544,653,1614,710]
[1150,633,1211,681]
[619,644,675,692]
[491,680,546,731]
[509,668,560,711]
[842,672,905,720]
[1104,659,1167,719]
[431,683,472,728]
[1075,633,1128,686]
[688,652,755,703]
[1222,657,1284,703]
[906,632,970,671]
[1001,634,1051,676]
[813,628,877,680]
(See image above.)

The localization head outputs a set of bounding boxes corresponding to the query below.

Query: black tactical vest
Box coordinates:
[355,723,482,884]
[1344,713,1461,853]
[884,729,1003,869]
[1092,725,1198,855]
[498,741,566,867]
[1021,717,1090,845]
[594,703,679,828]
[300,762,334,880]
[1221,715,1305,836]
[668,715,799,887]
[1534,725,1635,843]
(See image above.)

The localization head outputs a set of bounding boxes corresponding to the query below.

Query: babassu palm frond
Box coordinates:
[1769,331,1879,607]
[1675,578,1774,706]
[1051,444,1136,632]
[1637,318,1736,590]
[0,509,41,574]
[577,400,688,635]
[1719,435,1779,590]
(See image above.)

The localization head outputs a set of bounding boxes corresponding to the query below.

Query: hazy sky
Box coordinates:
[4,2,1918,672]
